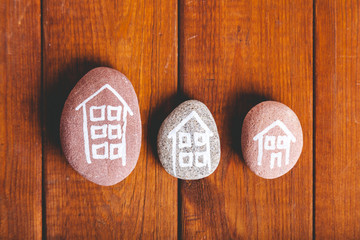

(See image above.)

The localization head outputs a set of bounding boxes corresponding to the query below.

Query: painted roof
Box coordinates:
[75,84,133,116]
[253,120,296,142]
[168,111,213,138]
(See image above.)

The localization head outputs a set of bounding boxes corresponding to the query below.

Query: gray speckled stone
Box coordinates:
[157,100,220,180]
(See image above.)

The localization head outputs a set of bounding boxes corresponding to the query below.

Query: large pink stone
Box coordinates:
[241,101,303,179]
[60,67,141,186]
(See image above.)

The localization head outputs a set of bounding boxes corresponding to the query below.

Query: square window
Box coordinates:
[194,151,209,167]
[264,135,276,150]
[108,124,122,139]
[92,142,108,159]
[277,136,289,149]
[90,105,106,122]
[90,124,107,139]
[178,152,193,167]
[194,132,207,147]
[178,132,191,148]
[107,105,122,121]
[109,143,124,161]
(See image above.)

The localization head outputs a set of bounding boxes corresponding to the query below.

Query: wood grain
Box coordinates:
[178,0,313,238]
[315,0,360,238]
[0,0,42,238]
[42,0,178,238]
[1,0,360,237]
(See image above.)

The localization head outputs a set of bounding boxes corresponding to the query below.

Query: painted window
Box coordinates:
[91,124,107,139]
[276,135,289,149]
[108,124,122,139]
[109,143,123,160]
[90,105,124,160]
[179,152,193,167]
[194,132,207,147]
[90,105,106,122]
[107,105,122,121]
[194,151,208,167]
[92,142,109,159]
[178,132,191,148]
[264,135,276,150]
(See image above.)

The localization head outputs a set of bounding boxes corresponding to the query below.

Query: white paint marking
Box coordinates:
[108,124,122,139]
[92,142,109,159]
[76,84,133,165]
[107,105,122,121]
[171,135,177,176]
[89,105,106,122]
[253,120,296,169]
[76,84,133,116]
[82,107,91,164]
[256,137,263,166]
[167,111,214,175]
[109,143,125,161]
[179,152,194,167]
[178,132,191,149]
[270,152,282,169]
[91,124,107,139]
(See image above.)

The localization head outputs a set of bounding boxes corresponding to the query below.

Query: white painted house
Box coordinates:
[168,111,213,176]
[76,84,133,165]
[253,120,296,169]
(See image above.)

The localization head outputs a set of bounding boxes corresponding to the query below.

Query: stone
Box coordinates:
[60,67,142,186]
[241,101,303,179]
[157,100,221,180]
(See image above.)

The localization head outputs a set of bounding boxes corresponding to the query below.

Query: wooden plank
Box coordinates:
[315,0,360,238]
[0,0,42,239]
[42,0,178,238]
[178,0,313,238]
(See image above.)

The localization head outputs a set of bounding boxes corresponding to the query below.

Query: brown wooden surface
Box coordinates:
[0,0,42,239]
[0,0,359,239]
[315,0,360,239]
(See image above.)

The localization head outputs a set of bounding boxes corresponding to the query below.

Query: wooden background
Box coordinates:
[0,0,359,239]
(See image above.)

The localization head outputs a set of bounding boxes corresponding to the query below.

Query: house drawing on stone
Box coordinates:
[76,84,133,165]
[168,111,213,176]
[253,120,296,169]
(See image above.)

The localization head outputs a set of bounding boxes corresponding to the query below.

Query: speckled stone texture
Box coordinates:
[60,67,141,186]
[157,100,220,180]
[241,101,303,179]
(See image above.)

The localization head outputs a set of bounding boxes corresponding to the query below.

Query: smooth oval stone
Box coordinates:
[60,67,141,186]
[241,101,303,179]
[157,100,221,180]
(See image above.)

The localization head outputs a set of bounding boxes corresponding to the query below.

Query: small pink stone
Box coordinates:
[241,101,303,179]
